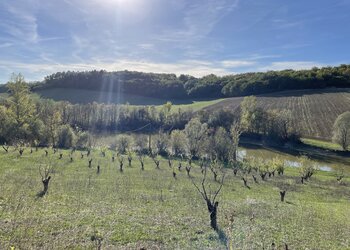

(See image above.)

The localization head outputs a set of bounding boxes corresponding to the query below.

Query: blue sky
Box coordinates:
[0,0,349,83]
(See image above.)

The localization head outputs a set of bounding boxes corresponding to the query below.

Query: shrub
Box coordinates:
[57,125,76,148]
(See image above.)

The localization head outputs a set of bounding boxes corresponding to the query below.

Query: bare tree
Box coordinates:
[127,151,133,167]
[280,190,286,202]
[191,168,225,231]
[137,153,145,171]
[117,154,124,172]
[230,121,242,162]
[185,157,192,178]
[150,152,160,169]
[2,143,9,153]
[88,159,93,168]
[37,164,53,197]
[336,170,344,184]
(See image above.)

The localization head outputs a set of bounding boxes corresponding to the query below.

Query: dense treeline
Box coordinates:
[58,101,193,132]
[25,64,350,99]
[0,74,194,148]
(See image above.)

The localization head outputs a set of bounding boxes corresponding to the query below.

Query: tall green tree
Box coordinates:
[230,121,242,162]
[240,96,258,132]
[6,73,36,140]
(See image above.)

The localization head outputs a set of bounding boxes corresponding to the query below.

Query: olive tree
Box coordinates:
[184,118,208,158]
[332,111,350,150]
[170,129,188,156]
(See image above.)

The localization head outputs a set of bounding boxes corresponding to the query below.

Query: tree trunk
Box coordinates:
[207,201,219,231]
[280,190,286,202]
[186,166,191,177]
[42,176,51,195]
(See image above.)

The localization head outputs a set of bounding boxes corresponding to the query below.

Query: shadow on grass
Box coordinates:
[35,190,46,199]
[216,228,229,248]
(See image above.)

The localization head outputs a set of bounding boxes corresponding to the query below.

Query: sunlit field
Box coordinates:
[1,147,349,249]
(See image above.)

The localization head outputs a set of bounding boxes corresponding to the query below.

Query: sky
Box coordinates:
[0,0,349,83]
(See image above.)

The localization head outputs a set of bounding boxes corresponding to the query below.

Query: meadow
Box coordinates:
[0,147,349,249]
[35,88,223,110]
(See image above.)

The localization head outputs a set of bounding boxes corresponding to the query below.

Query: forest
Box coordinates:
[18,64,350,99]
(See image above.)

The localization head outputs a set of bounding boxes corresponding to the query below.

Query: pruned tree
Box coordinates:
[127,151,133,167]
[137,153,145,171]
[191,167,225,231]
[88,158,93,168]
[2,143,9,153]
[117,154,124,172]
[185,156,192,178]
[151,152,160,169]
[280,190,286,202]
[37,164,53,197]
[18,147,24,156]
[299,156,317,183]
[336,170,345,184]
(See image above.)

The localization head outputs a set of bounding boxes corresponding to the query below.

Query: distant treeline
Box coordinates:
[27,64,350,98]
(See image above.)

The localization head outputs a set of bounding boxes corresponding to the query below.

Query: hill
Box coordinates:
[3,64,346,100]
[205,88,350,140]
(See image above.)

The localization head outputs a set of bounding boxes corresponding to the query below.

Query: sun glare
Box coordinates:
[100,0,141,9]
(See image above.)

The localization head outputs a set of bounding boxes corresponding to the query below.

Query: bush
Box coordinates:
[76,131,90,149]
[57,125,76,148]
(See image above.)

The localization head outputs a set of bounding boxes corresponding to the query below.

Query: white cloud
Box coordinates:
[258,61,326,71]
[0,59,236,82]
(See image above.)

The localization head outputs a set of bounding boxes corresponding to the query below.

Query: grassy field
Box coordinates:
[301,138,344,151]
[206,88,350,140]
[35,88,222,110]
[0,147,349,249]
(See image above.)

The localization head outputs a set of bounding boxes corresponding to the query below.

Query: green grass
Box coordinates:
[35,88,225,110]
[0,147,349,249]
[302,138,344,151]
[169,99,225,112]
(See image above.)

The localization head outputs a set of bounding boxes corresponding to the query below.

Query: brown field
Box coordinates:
[206,88,350,140]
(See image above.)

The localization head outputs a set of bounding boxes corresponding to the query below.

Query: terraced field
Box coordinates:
[206,88,350,140]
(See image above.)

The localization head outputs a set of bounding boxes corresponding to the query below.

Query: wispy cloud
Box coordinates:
[221,60,256,68]
[0,59,238,82]
[0,2,39,43]
[0,42,13,49]
[157,0,239,43]
[258,61,326,71]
